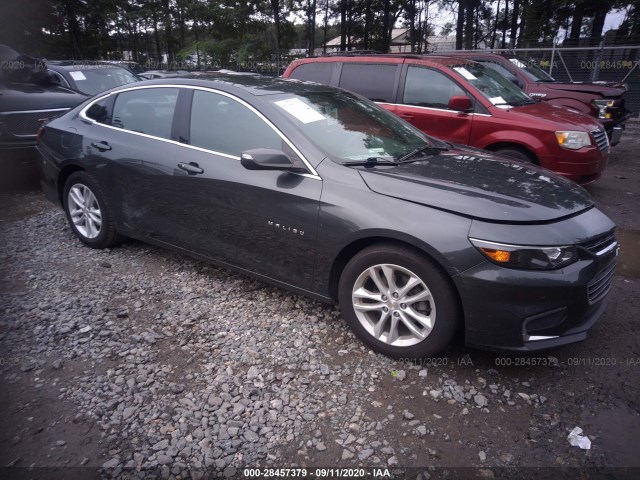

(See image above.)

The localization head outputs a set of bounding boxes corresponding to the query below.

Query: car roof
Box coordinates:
[298,54,475,67]
[110,74,337,97]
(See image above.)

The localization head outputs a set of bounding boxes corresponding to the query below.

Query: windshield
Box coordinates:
[450,63,533,107]
[508,57,556,82]
[65,67,139,95]
[268,91,446,163]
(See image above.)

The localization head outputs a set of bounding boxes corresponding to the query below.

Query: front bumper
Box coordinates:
[539,145,608,185]
[457,257,615,352]
[609,126,624,146]
[456,215,618,353]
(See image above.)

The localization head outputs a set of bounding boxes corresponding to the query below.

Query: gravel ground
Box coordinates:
[1,131,639,479]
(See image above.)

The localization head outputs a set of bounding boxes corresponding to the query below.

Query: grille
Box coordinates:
[2,109,68,136]
[587,262,616,303]
[592,129,609,152]
[581,230,617,256]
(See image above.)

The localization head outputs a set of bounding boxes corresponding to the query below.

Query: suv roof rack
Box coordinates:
[310,50,383,57]
[309,52,459,60]
[46,60,116,67]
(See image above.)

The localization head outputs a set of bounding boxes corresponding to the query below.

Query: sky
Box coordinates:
[427,4,630,39]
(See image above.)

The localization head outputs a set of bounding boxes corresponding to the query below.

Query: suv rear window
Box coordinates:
[339,63,398,103]
[289,63,335,84]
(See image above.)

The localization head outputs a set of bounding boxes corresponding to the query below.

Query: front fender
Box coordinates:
[476,130,551,158]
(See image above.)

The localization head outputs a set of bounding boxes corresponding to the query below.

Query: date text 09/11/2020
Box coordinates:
[243,468,392,478]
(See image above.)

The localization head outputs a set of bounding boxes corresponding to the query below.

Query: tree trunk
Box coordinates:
[409,0,416,53]
[491,0,501,48]
[161,0,174,66]
[501,0,509,48]
[64,0,82,58]
[591,9,607,40]
[176,1,185,51]
[346,0,352,50]
[456,0,465,50]
[382,0,391,52]
[363,0,372,50]
[194,19,200,68]
[310,0,316,55]
[340,0,346,51]
[151,6,162,64]
[569,3,584,40]
[270,0,281,66]
[464,0,474,49]
[516,0,525,47]
[323,0,329,54]
[509,0,519,47]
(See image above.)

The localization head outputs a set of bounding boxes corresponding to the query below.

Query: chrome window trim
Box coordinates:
[79,84,322,180]
[3,108,71,115]
[375,102,491,116]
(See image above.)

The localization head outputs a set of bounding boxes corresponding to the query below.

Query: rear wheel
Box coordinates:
[338,244,460,358]
[62,171,124,249]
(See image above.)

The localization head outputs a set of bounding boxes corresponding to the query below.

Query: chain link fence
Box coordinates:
[472,44,640,118]
[188,42,640,118]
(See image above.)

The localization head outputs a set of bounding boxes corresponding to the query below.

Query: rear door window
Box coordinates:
[111,87,179,139]
[85,97,113,124]
[339,63,398,103]
[402,66,465,110]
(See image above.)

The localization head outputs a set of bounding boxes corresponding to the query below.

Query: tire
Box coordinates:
[338,243,460,359]
[62,171,124,249]
[494,147,536,164]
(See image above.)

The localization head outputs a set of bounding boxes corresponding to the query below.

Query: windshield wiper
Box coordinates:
[513,98,538,106]
[342,157,400,167]
[397,144,445,163]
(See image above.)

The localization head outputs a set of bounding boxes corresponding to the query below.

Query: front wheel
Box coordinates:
[338,244,460,358]
[494,147,536,164]
[62,171,124,249]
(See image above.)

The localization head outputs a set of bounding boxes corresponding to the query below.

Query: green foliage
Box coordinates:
[0,0,636,64]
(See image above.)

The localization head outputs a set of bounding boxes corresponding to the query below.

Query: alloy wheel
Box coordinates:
[351,263,435,347]
[67,183,102,239]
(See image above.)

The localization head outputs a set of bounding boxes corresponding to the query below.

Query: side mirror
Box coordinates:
[448,96,474,112]
[511,77,524,89]
[241,148,294,170]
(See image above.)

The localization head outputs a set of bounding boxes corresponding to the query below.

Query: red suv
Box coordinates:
[284,55,610,184]
[435,52,629,145]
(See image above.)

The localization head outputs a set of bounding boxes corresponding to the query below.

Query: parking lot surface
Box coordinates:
[0,129,639,479]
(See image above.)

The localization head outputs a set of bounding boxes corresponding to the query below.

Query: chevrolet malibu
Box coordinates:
[36,76,618,358]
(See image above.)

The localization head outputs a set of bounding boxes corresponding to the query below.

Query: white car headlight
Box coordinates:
[555,131,591,150]
[592,99,615,118]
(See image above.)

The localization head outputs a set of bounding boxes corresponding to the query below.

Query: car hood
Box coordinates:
[511,101,604,131]
[0,82,88,112]
[544,81,626,97]
[357,147,593,223]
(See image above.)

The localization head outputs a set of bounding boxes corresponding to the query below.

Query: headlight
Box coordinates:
[469,238,578,270]
[555,130,591,150]
[592,99,616,119]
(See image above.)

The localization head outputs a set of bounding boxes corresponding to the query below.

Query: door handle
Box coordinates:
[177,162,204,175]
[91,141,112,152]
[397,113,414,120]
